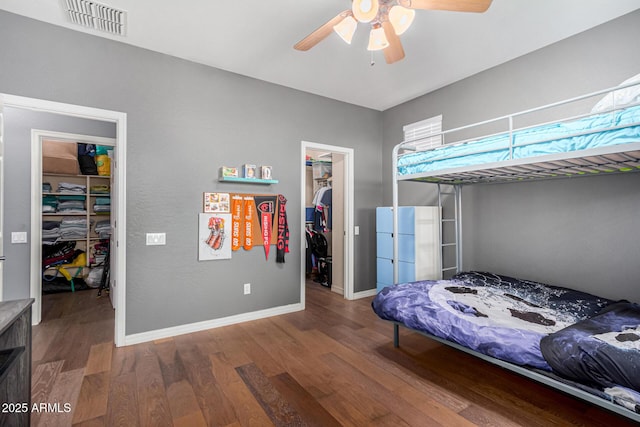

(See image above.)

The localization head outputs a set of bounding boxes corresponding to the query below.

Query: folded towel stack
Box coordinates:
[94,220,111,239]
[57,182,86,193]
[42,221,61,244]
[60,217,91,239]
[93,197,111,214]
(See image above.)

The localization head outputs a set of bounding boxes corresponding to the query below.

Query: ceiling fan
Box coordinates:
[294,0,493,64]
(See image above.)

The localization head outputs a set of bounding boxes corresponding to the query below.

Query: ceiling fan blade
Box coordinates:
[400,0,492,13]
[382,21,405,64]
[294,10,351,51]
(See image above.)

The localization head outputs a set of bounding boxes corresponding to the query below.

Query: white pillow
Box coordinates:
[591,72,640,113]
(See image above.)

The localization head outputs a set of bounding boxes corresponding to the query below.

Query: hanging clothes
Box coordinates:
[305,226,313,275]
[320,188,332,230]
[305,227,328,275]
[312,184,332,232]
[312,185,327,232]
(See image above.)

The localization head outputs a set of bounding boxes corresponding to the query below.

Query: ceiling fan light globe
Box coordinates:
[367,25,389,51]
[389,5,415,35]
[333,15,358,44]
[352,0,379,23]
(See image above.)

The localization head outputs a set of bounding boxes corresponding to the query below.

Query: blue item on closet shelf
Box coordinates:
[305,207,314,222]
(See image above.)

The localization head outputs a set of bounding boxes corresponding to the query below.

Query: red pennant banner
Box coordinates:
[254,196,277,260]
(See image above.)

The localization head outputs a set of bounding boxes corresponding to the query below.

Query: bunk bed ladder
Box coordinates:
[437,183,462,278]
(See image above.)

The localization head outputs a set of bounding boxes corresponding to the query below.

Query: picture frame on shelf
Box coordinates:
[243,164,257,179]
[220,166,238,178]
[260,166,272,180]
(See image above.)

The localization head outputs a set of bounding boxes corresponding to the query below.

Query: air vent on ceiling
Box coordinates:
[64,0,127,36]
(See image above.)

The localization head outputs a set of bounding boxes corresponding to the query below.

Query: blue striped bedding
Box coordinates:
[397,105,640,176]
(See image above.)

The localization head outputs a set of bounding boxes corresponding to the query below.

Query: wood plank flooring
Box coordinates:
[32,284,638,426]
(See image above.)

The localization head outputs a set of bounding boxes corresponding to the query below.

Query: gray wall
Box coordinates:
[2,107,116,300]
[0,10,383,335]
[463,174,640,301]
[382,10,640,302]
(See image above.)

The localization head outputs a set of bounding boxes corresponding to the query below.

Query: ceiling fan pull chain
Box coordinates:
[370,50,375,66]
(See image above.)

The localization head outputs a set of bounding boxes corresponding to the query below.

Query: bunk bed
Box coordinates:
[373,79,640,422]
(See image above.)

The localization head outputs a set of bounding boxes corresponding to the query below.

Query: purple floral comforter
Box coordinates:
[372,271,613,370]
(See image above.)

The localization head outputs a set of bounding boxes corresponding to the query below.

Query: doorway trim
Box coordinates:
[301,141,355,306]
[1,93,127,347]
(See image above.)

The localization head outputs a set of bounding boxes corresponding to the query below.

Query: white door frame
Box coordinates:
[301,141,355,306]
[0,93,127,347]
[0,103,4,298]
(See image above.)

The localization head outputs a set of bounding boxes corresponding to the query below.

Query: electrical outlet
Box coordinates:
[244,283,251,295]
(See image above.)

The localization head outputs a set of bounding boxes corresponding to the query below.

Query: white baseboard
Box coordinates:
[352,288,377,299]
[123,303,304,346]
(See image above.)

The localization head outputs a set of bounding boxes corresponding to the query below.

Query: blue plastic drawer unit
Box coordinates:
[376,206,441,293]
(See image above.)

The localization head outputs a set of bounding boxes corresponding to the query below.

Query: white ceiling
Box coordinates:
[1,0,639,111]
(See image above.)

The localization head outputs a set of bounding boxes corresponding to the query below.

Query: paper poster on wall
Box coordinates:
[198,213,232,261]
[203,192,230,213]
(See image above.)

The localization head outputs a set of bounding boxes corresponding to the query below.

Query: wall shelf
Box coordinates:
[219,177,279,185]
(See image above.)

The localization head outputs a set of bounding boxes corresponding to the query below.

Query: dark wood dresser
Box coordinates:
[0,299,33,427]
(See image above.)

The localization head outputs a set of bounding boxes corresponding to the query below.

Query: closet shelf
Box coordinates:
[218,177,279,184]
[42,170,111,271]
[42,213,110,216]
[43,192,109,196]
[54,237,106,242]
[42,173,110,178]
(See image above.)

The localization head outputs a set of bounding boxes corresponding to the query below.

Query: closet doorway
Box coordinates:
[0,93,127,347]
[33,131,115,310]
[301,141,354,304]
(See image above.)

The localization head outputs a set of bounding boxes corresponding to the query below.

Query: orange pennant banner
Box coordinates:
[231,196,244,251]
[243,197,255,250]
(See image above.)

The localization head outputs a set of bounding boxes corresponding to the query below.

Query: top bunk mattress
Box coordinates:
[397,105,640,180]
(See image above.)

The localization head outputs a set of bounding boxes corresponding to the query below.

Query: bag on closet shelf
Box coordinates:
[85,267,104,288]
[77,143,98,175]
[95,145,111,176]
[96,155,110,176]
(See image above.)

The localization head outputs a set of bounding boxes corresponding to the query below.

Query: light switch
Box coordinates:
[11,232,27,244]
[146,233,166,245]
[354,226,360,236]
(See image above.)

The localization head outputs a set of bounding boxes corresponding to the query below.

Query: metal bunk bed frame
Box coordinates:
[388,82,640,422]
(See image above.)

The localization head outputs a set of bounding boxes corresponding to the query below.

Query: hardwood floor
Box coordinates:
[32,283,637,427]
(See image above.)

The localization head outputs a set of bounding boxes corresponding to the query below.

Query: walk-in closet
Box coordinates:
[305,152,332,289]
[41,140,113,298]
